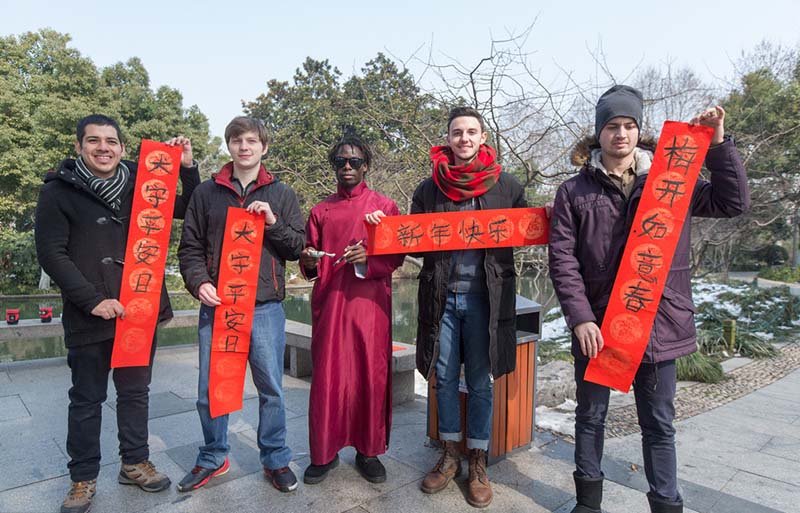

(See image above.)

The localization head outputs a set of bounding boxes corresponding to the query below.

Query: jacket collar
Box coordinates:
[337,181,368,199]
[213,162,275,195]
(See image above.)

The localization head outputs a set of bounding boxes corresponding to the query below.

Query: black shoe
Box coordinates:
[570,471,603,513]
[355,452,386,483]
[176,458,230,492]
[264,466,298,492]
[304,454,340,484]
[647,492,683,513]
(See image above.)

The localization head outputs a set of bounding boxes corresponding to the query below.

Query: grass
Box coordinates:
[676,351,726,383]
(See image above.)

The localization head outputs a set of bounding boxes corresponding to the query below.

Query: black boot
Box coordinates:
[647,492,683,513]
[570,471,603,513]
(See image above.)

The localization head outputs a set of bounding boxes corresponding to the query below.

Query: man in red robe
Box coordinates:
[300,134,405,484]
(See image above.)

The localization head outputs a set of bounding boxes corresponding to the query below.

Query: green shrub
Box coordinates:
[0,229,40,292]
[758,266,800,283]
[676,351,726,383]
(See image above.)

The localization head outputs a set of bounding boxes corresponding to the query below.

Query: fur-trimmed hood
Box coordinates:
[569,134,658,167]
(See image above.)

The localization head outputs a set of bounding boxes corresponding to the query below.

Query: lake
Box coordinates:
[0,274,555,362]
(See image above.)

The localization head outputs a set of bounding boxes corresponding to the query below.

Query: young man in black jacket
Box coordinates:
[35,114,199,513]
[414,107,527,508]
[177,116,305,493]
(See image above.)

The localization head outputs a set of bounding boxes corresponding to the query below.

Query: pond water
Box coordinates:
[0,274,555,362]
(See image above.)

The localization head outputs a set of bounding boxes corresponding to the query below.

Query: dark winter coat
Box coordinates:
[548,136,749,363]
[178,163,304,303]
[34,159,200,347]
[412,172,528,379]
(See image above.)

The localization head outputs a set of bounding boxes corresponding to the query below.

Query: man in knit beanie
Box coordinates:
[548,86,750,513]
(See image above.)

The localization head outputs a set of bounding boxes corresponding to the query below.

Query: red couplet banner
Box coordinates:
[208,207,265,418]
[111,140,183,368]
[584,122,715,392]
[365,208,549,255]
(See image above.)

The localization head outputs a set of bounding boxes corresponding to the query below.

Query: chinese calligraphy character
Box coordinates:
[147,154,173,175]
[224,308,246,332]
[144,182,169,208]
[663,135,698,173]
[225,283,246,304]
[430,223,451,246]
[138,211,165,235]
[655,176,687,208]
[224,334,239,352]
[397,223,423,248]
[623,281,654,313]
[229,251,251,274]
[488,217,510,244]
[635,250,662,283]
[233,222,256,244]
[639,212,669,240]
[133,239,160,264]
[458,218,485,246]
[133,270,154,293]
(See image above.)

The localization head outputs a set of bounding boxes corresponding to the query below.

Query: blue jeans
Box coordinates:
[435,292,493,450]
[195,302,292,470]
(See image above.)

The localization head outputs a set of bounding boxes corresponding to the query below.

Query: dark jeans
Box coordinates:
[574,357,680,502]
[66,338,156,482]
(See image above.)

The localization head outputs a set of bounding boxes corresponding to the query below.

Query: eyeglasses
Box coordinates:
[333,156,365,170]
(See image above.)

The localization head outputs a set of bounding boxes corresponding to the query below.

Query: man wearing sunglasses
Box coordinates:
[299,133,405,485]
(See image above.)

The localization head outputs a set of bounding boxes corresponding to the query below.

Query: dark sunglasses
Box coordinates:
[333,156,365,169]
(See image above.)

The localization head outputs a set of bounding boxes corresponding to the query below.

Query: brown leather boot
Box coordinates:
[467,448,493,508]
[421,440,462,493]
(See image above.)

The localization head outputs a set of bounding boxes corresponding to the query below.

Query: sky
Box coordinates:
[2,0,799,137]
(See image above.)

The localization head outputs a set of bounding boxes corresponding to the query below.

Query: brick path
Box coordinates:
[605,343,800,438]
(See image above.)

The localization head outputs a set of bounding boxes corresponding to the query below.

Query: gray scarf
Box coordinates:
[73,156,130,211]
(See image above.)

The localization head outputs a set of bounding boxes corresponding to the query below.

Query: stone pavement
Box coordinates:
[0,344,797,513]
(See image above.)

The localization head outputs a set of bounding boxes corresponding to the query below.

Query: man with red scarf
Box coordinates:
[412,107,527,508]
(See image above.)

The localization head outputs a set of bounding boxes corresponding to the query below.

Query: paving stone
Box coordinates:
[716,470,797,513]
[604,344,800,438]
[0,451,182,513]
[489,447,576,511]
[107,391,195,420]
[0,435,66,491]
[0,394,29,421]
[360,473,554,513]
[166,431,265,487]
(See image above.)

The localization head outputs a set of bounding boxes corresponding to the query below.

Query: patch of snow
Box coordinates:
[415,370,428,398]
[542,315,569,340]
[751,331,774,340]
[535,399,576,437]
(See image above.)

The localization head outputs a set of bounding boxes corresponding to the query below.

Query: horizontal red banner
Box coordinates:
[366,208,549,255]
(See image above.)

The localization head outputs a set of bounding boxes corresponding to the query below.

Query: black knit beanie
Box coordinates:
[595,85,643,139]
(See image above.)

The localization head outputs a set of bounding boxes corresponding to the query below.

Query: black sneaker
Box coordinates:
[303,454,340,484]
[176,457,230,492]
[355,452,386,483]
[264,466,298,492]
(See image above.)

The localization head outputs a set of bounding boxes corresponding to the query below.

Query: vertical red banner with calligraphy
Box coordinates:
[584,122,714,392]
[365,208,549,255]
[208,207,265,418]
[111,140,182,368]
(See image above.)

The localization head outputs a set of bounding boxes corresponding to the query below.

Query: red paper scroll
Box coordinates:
[365,208,548,255]
[111,140,182,368]
[209,207,265,418]
[584,122,715,392]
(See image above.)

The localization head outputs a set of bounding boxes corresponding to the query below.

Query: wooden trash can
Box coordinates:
[426,295,541,464]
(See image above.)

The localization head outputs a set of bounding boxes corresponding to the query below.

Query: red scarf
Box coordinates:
[431,144,502,201]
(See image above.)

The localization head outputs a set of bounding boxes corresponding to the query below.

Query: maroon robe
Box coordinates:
[303,182,405,464]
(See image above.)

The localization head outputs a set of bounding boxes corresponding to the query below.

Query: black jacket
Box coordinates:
[411,172,527,379]
[178,163,304,303]
[35,158,200,347]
